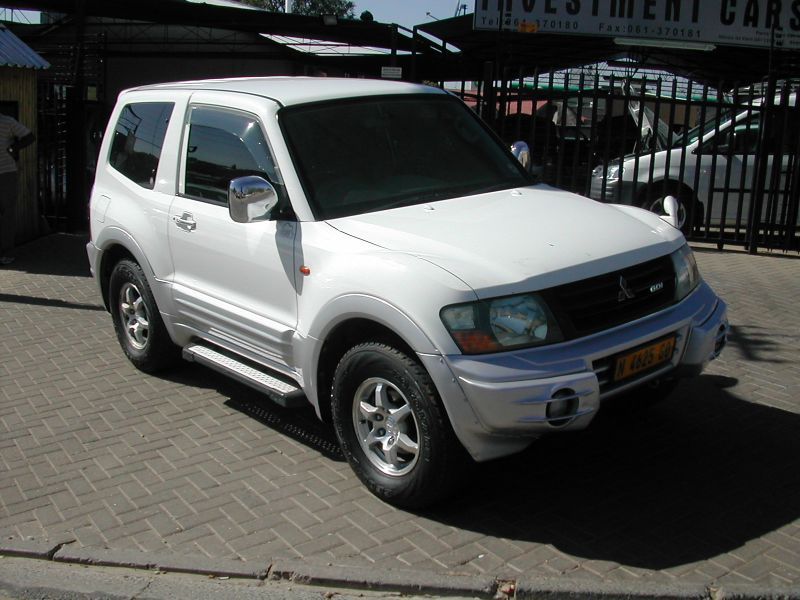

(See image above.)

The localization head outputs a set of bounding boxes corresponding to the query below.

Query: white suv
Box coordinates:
[87,77,728,508]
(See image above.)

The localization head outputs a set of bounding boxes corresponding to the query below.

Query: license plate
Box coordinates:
[614,336,676,382]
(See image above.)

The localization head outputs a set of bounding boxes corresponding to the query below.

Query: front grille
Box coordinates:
[544,255,676,339]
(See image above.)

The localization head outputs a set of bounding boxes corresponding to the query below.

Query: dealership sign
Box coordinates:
[474,0,800,49]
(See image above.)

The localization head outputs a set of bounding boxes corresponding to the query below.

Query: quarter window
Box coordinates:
[184,106,278,204]
[109,102,174,189]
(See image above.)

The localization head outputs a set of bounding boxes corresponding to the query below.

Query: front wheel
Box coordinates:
[331,343,465,509]
[108,259,179,373]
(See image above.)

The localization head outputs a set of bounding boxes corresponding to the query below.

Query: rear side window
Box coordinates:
[109,102,174,189]
[184,106,279,204]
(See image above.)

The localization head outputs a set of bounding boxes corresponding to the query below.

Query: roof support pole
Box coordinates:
[66,0,87,233]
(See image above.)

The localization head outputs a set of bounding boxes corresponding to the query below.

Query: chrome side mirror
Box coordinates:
[510,141,531,171]
[660,195,680,229]
[228,176,278,223]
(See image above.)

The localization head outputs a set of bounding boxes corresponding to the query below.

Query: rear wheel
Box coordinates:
[109,259,179,373]
[331,343,465,509]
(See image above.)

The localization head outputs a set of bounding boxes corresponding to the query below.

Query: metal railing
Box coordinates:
[451,68,800,253]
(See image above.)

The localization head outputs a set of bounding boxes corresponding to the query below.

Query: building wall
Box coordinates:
[0,67,39,244]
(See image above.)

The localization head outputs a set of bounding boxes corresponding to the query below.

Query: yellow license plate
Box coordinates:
[614,337,676,382]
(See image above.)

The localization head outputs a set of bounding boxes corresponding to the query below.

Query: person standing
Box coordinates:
[0,111,35,266]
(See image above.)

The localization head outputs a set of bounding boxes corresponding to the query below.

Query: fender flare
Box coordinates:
[94,226,171,312]
[295,293,443,412]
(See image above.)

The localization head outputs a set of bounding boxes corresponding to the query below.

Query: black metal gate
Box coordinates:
[452,68,800,253]
[35,33,107,233]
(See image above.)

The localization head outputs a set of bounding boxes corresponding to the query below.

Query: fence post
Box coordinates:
[481,60,495,123]
[747,74,777,254]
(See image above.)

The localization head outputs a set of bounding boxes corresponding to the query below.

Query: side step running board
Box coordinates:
[183,343,307,409]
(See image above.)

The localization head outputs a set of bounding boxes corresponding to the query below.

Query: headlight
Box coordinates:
[591,163,623,180]
[671,244,701,300]
[606,164,624,180]
[441,293,563,354]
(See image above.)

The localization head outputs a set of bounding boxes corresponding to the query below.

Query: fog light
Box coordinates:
[546,388,579,427]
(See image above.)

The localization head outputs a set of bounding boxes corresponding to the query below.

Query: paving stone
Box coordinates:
[2,234,800,596]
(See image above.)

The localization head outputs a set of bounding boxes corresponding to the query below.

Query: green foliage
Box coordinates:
[240,0,355,17]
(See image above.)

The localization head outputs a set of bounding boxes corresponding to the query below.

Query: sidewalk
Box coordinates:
[1,234,799,597]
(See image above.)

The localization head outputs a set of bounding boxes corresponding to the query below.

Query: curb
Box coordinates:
[2,538,799,600]
[51,545,268,580]
[0,535,74,560]
[515,576,709,599]
[269,557,497,597]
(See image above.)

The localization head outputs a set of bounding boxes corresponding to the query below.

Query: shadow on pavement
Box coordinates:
[162,359,800,571]
[0,292,105,312]
[160,362,345,462]
[424,373,800,570]
[10,233,92,277]
[727,324,788,363]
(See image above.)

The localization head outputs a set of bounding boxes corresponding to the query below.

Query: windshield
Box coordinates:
[280,94,530,220]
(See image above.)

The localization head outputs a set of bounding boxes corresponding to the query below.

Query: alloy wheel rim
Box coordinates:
[118,282,150,350]
[352,377,420,477]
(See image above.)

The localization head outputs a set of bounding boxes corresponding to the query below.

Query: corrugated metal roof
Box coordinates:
[0,23,50,69]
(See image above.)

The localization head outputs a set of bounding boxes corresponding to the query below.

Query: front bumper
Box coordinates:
[424,282,727,461]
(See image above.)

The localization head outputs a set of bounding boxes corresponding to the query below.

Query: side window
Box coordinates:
[698,112,759,156]
[184,106,278,204]
[109,102,174,189]
[730,113,760,154]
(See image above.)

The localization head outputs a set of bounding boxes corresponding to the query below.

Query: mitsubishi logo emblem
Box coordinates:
[618,276,635,302]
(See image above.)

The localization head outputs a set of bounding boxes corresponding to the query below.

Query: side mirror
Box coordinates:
[510,141,531,171]
[228,176,278,223]
[660,195,680,229]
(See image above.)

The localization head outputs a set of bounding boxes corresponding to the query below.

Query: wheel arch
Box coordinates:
[635,178,698,208]
[95,227,160,311]
[313,317,420,424]
[98,244,137,311]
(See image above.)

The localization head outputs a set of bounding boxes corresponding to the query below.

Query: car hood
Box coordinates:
[328,185,683,298]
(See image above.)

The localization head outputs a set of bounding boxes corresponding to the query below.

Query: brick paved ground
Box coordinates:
[1,234,799,589]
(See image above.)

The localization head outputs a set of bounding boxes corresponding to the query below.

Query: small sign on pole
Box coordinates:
[381,66,403,79]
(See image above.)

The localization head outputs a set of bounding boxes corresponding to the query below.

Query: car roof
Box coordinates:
[124,76,445,107]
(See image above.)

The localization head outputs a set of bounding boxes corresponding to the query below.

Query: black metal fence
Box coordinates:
[452,69,800,253]
[35,34,107,234]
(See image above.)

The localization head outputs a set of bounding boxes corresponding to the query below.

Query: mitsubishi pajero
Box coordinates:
[88,77,728,508]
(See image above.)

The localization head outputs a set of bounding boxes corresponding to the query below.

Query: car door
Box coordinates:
[168,95,299,370]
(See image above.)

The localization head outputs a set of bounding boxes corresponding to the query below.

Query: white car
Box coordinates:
[87,77,728,508]
[589,95,798,233]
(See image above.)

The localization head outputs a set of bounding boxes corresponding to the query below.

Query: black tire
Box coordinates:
[331,342,465,509]
[108,259,179,373]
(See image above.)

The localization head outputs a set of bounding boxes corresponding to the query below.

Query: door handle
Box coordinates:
[173,213,196,231]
